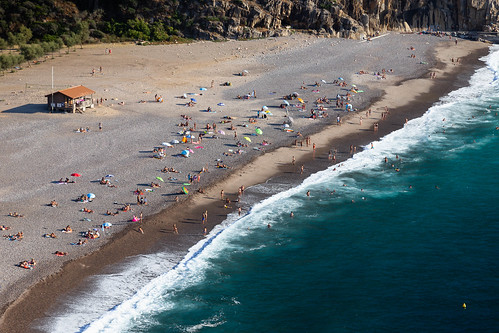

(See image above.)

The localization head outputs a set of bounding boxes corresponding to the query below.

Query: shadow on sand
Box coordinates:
[2,104,53,114]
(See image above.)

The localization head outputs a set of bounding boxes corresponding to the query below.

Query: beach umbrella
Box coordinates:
[242,70,249,74]
[262,105,268,110]
[156,176,164,182]
[282,100,290,106]
[132,216,140,222]
[105,174,114,178]
[338,77,344,80]
[200,87,207,91]
[190,98,197,102]
[71,173,81,177]
[188,148,194,153]
[181,150,190,157]
[283,124,290,128]
[244,136,251,143]
[163,142,172,147]
[292,92,299,96]
[255,128,263,135]
[171,139,180,144]
[351,84,357,87]
[102,222,112,227]
[87,193,96,199]
[217,102,225,106]
[218,130,226,135]
[321,79,327,84]
[182,187,189,194]
[297,98,304,103]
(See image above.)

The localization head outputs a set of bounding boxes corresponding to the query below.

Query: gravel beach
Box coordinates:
[0,32,489,331]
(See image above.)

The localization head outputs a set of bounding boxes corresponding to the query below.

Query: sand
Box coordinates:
[0,33,489,331]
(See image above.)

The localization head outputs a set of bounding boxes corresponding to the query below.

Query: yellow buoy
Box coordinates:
[462,303,467,309]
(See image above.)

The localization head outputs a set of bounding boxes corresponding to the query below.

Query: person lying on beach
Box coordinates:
[77,195,88,203]
[19,259,36,269]
[8,212,24,218]
[54,251,68,256]
[75,239,88,245]
[81,207,93,213]
[43,232,57,238]
[84,229,100,239]
[49,200,58,207]
[106,210,118,216]
[0,225,10,230]
[62,225,73,233]
[4,231,23,241]
[161,167,180,173]
[122,204,131,212]
[100,177,110,185]
[216,162,230,169]
[134,188,144,195]
[151,182,161,188]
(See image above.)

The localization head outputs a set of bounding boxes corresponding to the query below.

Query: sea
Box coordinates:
[40,45,499,333]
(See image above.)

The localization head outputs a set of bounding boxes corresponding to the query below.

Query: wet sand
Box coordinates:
[0,33,489,332]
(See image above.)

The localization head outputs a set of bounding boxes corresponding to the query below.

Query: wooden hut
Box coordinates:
[46,85,96,113]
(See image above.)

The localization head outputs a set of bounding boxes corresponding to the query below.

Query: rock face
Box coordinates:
[177,0,499,40]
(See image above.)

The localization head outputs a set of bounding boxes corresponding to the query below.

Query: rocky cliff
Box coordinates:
[178,0,499,40]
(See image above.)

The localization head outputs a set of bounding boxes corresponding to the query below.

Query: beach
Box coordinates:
[0,33,490,332]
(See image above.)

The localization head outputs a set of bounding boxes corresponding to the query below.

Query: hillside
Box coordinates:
[0,0,497,45]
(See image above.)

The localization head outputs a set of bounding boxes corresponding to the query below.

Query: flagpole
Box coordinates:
[51,66,54,112]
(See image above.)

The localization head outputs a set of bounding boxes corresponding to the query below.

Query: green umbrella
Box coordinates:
[156,176,164,182]
[255,128,263,135]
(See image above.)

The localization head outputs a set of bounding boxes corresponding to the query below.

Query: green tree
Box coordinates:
[0,37,7,50]
[126,18,150,40]
[151,22,169,41]
[16,26,33,45]
[7,32,17,47]
[75,21,90,48]
[20,44,43,65]
[62,33,77,52]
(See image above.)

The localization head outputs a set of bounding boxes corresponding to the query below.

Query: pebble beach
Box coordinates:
[0,32,489,332]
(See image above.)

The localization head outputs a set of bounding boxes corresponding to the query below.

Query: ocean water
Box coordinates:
[42,46,499,333]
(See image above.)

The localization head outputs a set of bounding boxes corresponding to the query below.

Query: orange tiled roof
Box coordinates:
[46,85,95,99]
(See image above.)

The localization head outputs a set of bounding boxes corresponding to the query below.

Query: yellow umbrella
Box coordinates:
[244,136,252,142]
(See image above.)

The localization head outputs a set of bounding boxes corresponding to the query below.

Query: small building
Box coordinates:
[45,85,96,113]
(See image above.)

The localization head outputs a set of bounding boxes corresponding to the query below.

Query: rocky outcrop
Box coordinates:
[177,0,499,40]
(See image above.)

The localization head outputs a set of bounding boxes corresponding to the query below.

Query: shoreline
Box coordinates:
[0,36,489,332]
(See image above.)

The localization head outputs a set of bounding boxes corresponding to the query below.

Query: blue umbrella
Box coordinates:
[191,98,197,102]
[102,222,112,227]
[87,193,95,199]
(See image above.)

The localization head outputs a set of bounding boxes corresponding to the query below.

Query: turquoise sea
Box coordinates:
[41,46,499,333]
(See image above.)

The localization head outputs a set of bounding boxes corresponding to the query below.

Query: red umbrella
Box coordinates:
[71,173,81,177]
